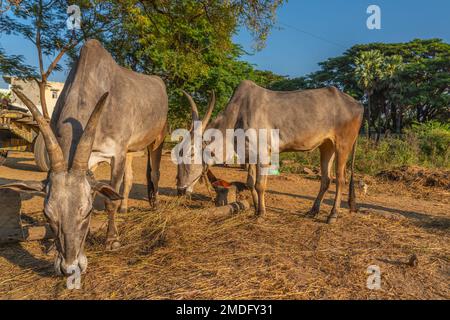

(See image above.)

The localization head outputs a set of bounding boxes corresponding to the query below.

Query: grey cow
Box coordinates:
[177,80,363,223]
[1,40,168,275]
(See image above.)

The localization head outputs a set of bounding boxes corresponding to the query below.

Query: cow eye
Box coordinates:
[82,209,92,220]
[43,208,55,221]
[79,206,92,220]
[43,209,50,220]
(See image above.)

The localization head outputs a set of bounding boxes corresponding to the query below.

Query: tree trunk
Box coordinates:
[375,98,382,143]
[416,106,422,122]
[37,80,49,119]
[396,105,403,134]
[391,104,397,132]
[367,93,371,139]
[35,12,50,120]
[376,120,382,143]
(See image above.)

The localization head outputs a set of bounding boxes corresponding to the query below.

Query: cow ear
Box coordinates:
[0,181,46,195]
[92,182,123,201]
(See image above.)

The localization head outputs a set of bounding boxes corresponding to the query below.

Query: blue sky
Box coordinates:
[1,0,449,88]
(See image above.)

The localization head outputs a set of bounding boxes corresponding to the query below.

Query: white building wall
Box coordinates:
[3,76,64,116]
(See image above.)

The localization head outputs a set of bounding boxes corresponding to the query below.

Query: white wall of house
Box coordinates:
[3,76,64,115]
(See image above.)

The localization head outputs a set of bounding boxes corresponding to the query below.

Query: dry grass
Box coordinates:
[0,187,448,300]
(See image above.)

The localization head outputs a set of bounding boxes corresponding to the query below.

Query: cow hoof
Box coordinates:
[149,199,159,210]
[105,240,121,251]
[307,208,319,218]
[150,204,158,211]
[119,208,128,214]
[252,215,265,223]
[327,215,337,224]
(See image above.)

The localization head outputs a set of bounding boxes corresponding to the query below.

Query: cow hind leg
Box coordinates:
[327,145,351,224]
[105,155,126,250]
[119,154,134,214]
[308,140,335,218]
[147,142,163,209]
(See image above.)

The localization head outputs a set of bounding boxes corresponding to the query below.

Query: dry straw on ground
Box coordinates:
[0,183,448,300]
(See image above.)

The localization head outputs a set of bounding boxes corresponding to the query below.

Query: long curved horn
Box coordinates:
[182,90,200,123]
[71,92,109,172]
[12,89,66,173]
[202,90,215,131]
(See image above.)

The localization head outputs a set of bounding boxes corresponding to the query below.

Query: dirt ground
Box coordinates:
[0,151,448,300]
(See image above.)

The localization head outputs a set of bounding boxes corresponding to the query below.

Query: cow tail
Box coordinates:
[146,145,155,197]
[348,138,358,212]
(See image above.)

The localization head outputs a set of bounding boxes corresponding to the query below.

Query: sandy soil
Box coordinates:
[0,151,448,299]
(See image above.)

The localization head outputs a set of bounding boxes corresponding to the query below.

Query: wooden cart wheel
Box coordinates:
[33,133,50,172]
[0,151,8,166]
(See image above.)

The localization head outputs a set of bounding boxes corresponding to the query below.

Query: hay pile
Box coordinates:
[88,206,168,257]
[377,166,450,190]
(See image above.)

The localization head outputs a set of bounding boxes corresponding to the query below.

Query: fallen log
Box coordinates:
[0,218,106,244]
[204,200,250,222]
[213,200,250,215]
[1,189,107,243]
[0,189,23,243]
[24,219,105,242]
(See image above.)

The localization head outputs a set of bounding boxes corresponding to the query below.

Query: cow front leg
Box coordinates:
[105,155,126,250]
[119,154,134,214]
[327,149,348,224]
[308,142,335,218]
[255,163,268,217]
[247,164,259,212]
[147,142,163,209]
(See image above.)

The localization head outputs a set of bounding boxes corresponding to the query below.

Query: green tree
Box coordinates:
[102,0,286,127]
[378,55,404,135]
[0,47,35,77]
[269,76,311,91]
[275,39,449,133]
[0,0,115,118]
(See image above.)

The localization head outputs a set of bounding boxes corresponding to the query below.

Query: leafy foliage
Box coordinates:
[0,0,117,117]
[1,0,286,124]
[0,47,36,77]
[270,39,449,135]
[405,121,450,167]
[100,0,286,128]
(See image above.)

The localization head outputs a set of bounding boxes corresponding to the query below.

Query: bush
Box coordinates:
[279,121,449,175]
[405,121,450,168]
[355,138,418,175]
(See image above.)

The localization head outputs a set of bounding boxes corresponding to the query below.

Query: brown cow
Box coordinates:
[177,80,363,224]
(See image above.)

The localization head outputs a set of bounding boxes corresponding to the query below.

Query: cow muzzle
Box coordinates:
[177,185,194,196]
[54,253,88,276]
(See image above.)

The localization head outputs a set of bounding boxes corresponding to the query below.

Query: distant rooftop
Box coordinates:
[2,75,64,87]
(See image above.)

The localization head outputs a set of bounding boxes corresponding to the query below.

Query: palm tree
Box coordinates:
[354,50,385,138]
[381,55,404,135]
